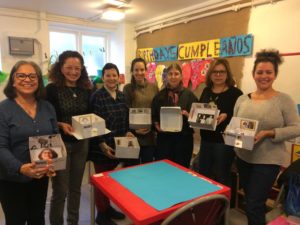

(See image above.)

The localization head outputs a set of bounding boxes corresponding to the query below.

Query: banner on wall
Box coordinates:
[137,34,253,62]
[137,46,178,62]
[220,34,253,57]
[178,39,220,60]
[137,48,155,62]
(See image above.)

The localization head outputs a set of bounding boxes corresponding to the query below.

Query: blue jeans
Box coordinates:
[236,157,280,225]
[198,141,235,186]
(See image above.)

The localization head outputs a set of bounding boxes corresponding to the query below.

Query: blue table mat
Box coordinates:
[109,161,221,211]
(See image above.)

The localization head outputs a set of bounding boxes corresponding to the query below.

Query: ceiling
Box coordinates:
[0,0,212,23]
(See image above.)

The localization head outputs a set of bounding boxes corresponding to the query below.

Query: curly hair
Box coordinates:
[48,50,92,89]
[4,60,45,99]
[205,58,236,88]
[252,49,283,76]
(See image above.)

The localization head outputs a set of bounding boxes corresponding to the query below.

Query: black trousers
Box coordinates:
[156,132,193,168]
[0,177,48,225]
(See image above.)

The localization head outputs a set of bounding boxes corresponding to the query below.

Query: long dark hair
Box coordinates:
[48,50,92,89]
[4,60,44,99]
[129,58,147,100]
[205,58,235,88]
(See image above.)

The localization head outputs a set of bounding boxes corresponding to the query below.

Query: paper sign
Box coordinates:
[220,34,253,57]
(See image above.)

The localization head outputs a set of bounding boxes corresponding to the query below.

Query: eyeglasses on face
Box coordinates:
[15,73,38,81]
[212,70,227,76]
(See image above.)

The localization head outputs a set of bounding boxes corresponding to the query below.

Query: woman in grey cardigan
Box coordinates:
[234,49,300,225]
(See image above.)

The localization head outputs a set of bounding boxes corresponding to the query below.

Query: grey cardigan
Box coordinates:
[233,92,300,166]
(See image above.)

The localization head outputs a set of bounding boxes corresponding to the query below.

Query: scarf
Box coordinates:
[166,83,183,106]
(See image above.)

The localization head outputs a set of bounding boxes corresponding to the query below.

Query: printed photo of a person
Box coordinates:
[38,148,58,160]
[241,120,255,130]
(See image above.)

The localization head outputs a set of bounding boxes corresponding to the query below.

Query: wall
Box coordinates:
[0,8,136,99]
[0,11,49,73]
[110,21,137,88]
[0,10,49,99]
[241,0,300,104]
[136,8,251,97]
[135,0,300,105]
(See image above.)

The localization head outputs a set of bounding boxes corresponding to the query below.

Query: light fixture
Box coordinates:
[101,7,125,21]
[107,0,131,7]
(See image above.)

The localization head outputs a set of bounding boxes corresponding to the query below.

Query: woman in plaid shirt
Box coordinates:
[89,63,133,225]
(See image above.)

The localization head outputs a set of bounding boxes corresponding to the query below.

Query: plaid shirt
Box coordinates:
[89,87,129,162]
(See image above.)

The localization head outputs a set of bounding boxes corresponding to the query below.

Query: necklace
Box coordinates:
[209,85,227,106]
[209,94,219,106]
[68,87,77,98]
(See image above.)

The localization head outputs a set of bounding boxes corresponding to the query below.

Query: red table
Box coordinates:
[90,160,230,225]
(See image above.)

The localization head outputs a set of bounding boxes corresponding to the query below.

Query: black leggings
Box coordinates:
[0,178,48,225]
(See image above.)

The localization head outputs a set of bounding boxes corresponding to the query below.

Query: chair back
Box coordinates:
[161,194,229,225]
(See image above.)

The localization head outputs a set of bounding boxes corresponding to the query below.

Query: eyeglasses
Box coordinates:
[63,66,82,72]
[212,70,227,76]
[15,73,38,81]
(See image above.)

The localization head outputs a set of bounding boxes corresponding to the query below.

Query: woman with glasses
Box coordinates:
[152,63,197,168]
[46,51,93,225]
[198,58,242,186]
[89,63,133,225]
[0,61,58,225]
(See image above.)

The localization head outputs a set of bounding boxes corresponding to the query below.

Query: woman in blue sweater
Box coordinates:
[0,61,58,225]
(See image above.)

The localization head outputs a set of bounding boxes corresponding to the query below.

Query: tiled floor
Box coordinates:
[0,162,248,225]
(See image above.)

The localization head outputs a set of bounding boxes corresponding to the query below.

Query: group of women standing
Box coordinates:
[0,48,300,225]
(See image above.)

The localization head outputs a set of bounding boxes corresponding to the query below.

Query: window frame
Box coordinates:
[48,25,110,75]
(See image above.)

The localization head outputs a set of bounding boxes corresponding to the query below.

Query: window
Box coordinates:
[49,29,107,76]
[82,35,106,76]
[49,31,76,64]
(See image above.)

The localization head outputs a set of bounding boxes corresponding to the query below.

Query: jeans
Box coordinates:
[198,141,235,186]
[0,178,48,225]
[50,140,88,225]
[236,157,280,225]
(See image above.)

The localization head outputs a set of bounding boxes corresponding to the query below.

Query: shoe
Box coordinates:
[95,213,117,225]
[107,206,125,220]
